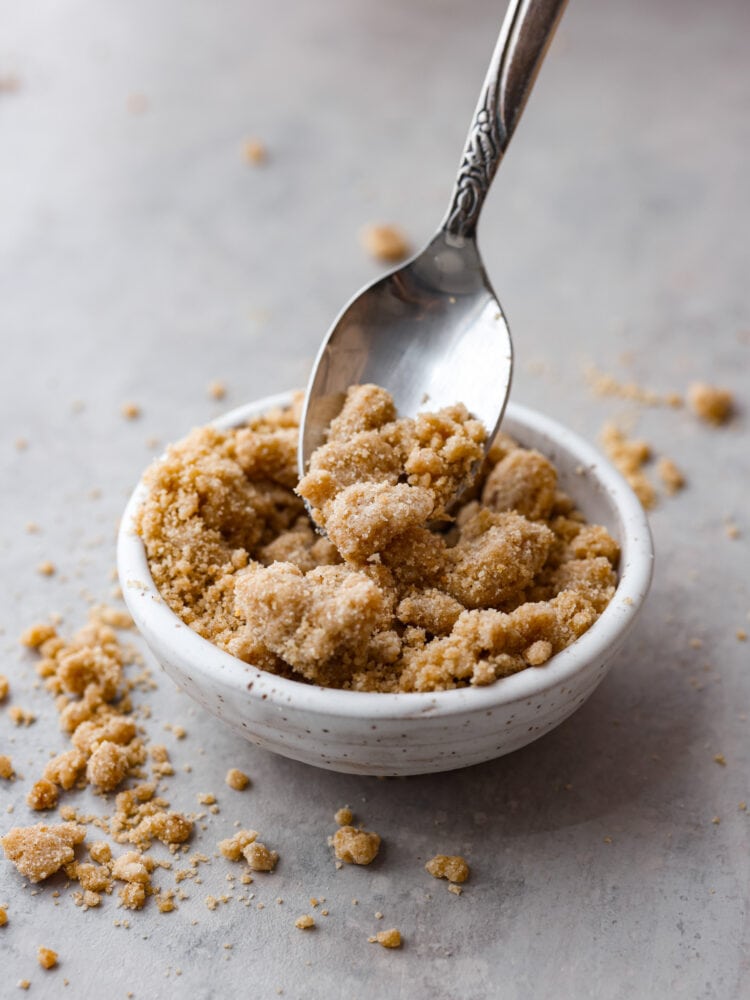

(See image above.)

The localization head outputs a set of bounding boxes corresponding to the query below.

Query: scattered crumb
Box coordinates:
[657,457,685,495]
[126,93,149,115]
[737,630,747,642]
[0,905,7,926]
[0,73,21,93]
[425,855,470,884]
[27,779,59,811]
[600,422,656,508]
[713,754,726,766]
[360,224,410,263]
[0,756,11,780]
[448,883,463,895]
[294,914,315,930]
[739,802,747,812]
[331,826,380,866]
[243,138,267,165]
[121,403,141,420]
[18,980,30,991]
[725,520,741,540]
[0,674,8,701]
[712,816,721,825]
[584,365,678,407]
[368,928,402,949]
[37,947,58,970]
[688,383,734,425]
[243,841,278,872]
[37,561,56,577]
[225,768,249,791]
[1,823,86,882]
[208,380,227,400]
[334,807,353,826]
[8,706,35,726]
[218,829,257,861]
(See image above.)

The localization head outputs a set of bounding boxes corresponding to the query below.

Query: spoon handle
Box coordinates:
[442,0,567,239]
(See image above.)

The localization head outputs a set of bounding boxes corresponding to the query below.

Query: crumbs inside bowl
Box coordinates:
[135,385,620,693]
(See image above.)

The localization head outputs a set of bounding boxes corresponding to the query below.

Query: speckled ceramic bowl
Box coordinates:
[117,393,653,776]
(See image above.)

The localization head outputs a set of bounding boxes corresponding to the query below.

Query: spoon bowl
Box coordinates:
[299,232,513,463]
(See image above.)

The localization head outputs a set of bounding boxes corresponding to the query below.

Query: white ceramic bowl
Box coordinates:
[117,393,653,776]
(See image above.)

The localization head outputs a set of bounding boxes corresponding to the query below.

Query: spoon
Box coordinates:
[299,0,567,481]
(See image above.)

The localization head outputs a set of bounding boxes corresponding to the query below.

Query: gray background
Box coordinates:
[1,0,748,997]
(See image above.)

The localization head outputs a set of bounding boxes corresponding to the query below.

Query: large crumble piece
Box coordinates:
[425,854,470,883]
[1,823,86,882]
[138,384,619,692]
[332,826,381,866]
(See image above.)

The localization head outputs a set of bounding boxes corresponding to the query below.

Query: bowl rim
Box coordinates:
[117,392,654,722]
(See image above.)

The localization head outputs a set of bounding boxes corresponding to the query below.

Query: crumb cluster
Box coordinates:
[137,385,619,692]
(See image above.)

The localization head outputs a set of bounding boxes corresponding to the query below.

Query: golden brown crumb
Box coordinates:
[26,779,59,811]
[0,755,14,780]
[713,754,726,766]
[157,890,176,913]
[737,629,747,642]
[225,768,249,791]
[657,457,685,495]
[294,914,315,930]
[18,980,30,990]
[688,383,734,425]
[121,402,141,420]
[1,823,86,882]
[600,422,656,508]
[332,826,380,866]
[126,93,149,115]
[89,841,112,864]
[37,561,56,577]
[425,854,470,884]
[19,623,57,648]
[368,928,402,949]
[584,365,678,407]
[360,224,410,263]
[37,947,58,970]
[242,841,278,872]
[8,706,35,727]
[208,380,227,400]
[0,906,7,926]
[0,674,8,702]
[218,829,258,861]
[119,882,147,910]
[334,807,353,826]
[0,73,20,93]
[243,138,267,165]
[448,883,463,895]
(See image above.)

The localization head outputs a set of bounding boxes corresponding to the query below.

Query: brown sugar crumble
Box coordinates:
[0,756,14,780]
[688,383,734,425]
[225,768,249,791]
[243,138,267,165]
[137,384,618,692]
[425,854,470,884]
[360,224,410,263]
[121,403,141,421]
[334,807,353,826]
[37,946,58,970]
[0,674,9,701]
[369,928,402,949]
[294,914,315,930]
[0,905,8,926]
[37,561,56,577]
[332,826,381,866]
[208,380,227,401]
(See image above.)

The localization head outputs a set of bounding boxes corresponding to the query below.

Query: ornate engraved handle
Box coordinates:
[442,0,568,239]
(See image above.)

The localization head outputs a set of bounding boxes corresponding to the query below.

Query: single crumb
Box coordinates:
[713,754,726,766]
[218,830,258,861]
[19,623,56,648]
[242,841,278,872]
[225,768,249,791]
[27,779,59,811]
[712,816,721,825]
[8,706,35,726]
[208,380,227,400]
[334,806,353,826]
[18,981,30,991]
[331,826,380,866]
[657,457,685,495]
[294,914,315,930]
[736,630,747,642]
[243,138,267,165]
[360,224,410,263]
[121,402,141,420]
[197,793,216,805]
[37,561,56,577]
[600,422,656,508]
[126,93,149,115]
[688,383,734,425]
[448,883,463,895]
[0,674,8,701]
[725,520,740,540]
[0,73,20,93]
[739,802,747,812]
[37,947,58,970]
[0,905,7,926]
[369,928,402,949]
[425,854,470,884]
[0,755,13,780]
[1,823,86,882]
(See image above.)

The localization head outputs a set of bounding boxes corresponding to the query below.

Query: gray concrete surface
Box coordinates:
[1,0,748,997]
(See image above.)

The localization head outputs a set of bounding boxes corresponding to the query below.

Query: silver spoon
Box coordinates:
[299,0,567,482]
